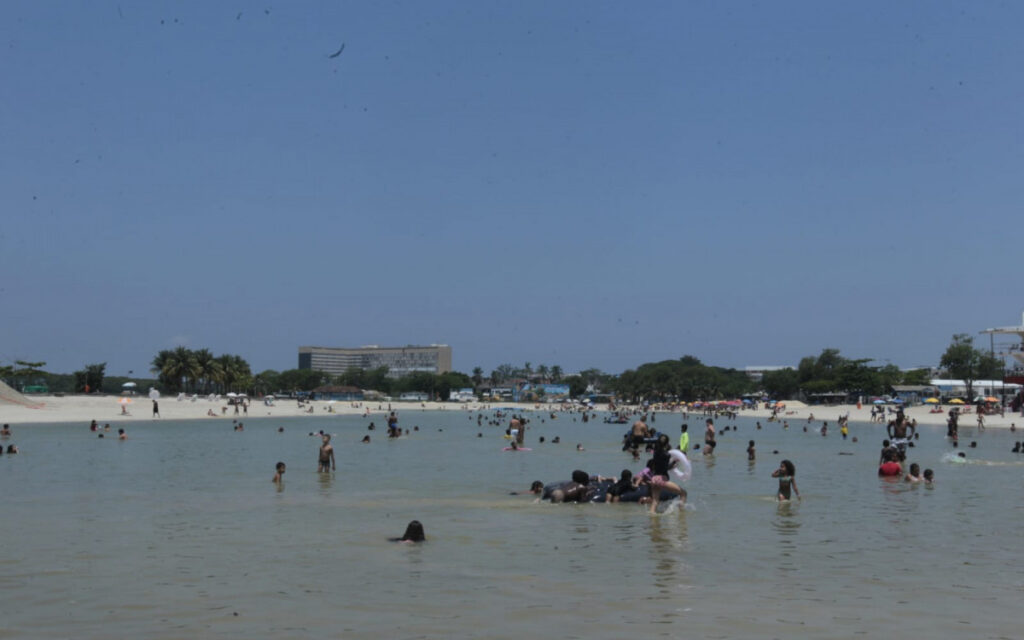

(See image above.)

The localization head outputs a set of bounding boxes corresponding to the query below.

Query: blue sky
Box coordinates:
[2,1,1021,377]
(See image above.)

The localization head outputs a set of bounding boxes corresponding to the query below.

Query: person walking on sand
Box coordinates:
[318,434,336,472]
[152,399,160,418]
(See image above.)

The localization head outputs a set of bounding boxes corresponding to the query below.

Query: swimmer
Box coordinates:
[923,469,934,484]
[576,443,584,451]
[6,444,17,453]
[510,481,544,496]
[391,520,426,543]
[747,440,756,461]
[878,449,902,476]
[904,463,922,483]
[361,435,371,443]
[771,460,799,501]
[118,428,126,440]
[605,470,634,503]
[679,424,690,451]
[1,424,11,437]
[273,461,286,483]
[318,434,336,472]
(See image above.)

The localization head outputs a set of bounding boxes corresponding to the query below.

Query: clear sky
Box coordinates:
[2,1,1021,378]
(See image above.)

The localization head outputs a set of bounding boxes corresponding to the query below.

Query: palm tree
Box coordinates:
[537,364,550,383]
[550,365,563,383]
[471,367,484,388]
[174,347,201,392]
[193,348,221,394]
[151,350,173,389]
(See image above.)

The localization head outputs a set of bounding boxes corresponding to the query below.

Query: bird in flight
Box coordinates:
[328,43,345,58]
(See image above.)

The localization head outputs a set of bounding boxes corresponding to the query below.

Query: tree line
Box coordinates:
[2,333,1008,402]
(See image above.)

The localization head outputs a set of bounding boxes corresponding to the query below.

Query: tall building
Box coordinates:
[298,344,452,378]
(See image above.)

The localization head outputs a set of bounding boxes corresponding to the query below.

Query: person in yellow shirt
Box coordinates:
[679,423,690,451]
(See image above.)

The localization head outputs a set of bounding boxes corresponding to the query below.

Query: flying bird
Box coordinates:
[328,43,345,58]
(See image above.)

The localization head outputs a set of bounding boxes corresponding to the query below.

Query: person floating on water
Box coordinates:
[771,459,800,501]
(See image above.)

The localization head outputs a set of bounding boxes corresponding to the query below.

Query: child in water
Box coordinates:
[904,463,922,483]
[272,461,286,484]
[771,460,800,501]
[923,469,934,484]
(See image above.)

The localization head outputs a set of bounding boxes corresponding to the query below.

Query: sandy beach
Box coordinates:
[2,393,1021,430]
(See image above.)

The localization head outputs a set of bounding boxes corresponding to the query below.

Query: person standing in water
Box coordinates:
[273,462,286,484]
[318,434,336,472]
[679,424,689,452]
[771,460,800,501]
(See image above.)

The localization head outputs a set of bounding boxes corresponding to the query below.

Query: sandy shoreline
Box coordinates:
[2,394,1022,430]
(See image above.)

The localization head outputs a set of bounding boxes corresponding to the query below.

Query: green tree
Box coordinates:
[152,347,198,393]
[253,369,280,396]
[550,365,563,383]
[536,364,550,383]
[940,333,1002,401]
[471,367,484,388]
[193,348,222,394]
[761,368,799,398]
[563,375,588,398]
[73,362,106,393]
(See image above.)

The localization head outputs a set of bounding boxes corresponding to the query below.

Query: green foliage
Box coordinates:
[563,375,588,398]
[761,368,799,398]
[940,333,1004,400]
[611,356,754,402]
[277,368,329,392]
[150,348,252,394]
[73,362,106,393]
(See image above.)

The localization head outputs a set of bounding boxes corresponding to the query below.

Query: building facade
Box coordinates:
[298,345,452,378]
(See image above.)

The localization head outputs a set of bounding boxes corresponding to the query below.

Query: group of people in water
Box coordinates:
[1,423,18,454]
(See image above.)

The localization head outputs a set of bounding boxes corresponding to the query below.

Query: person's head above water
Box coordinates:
[779,459,795,475]
[571,469,589,484]
[400,520,425,542]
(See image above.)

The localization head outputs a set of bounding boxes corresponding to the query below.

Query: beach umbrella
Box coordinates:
[924,397,939,404]
[122,382,137,388]
[949,398,965,405]
[226,392,238,398]
[984,396,999,403]
[872,399,885,405]
[148,388,160,400]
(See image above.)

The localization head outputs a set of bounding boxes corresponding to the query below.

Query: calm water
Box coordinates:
[2,409,1023,639]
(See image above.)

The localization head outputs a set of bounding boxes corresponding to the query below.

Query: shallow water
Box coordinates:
[2,410,1023,639]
